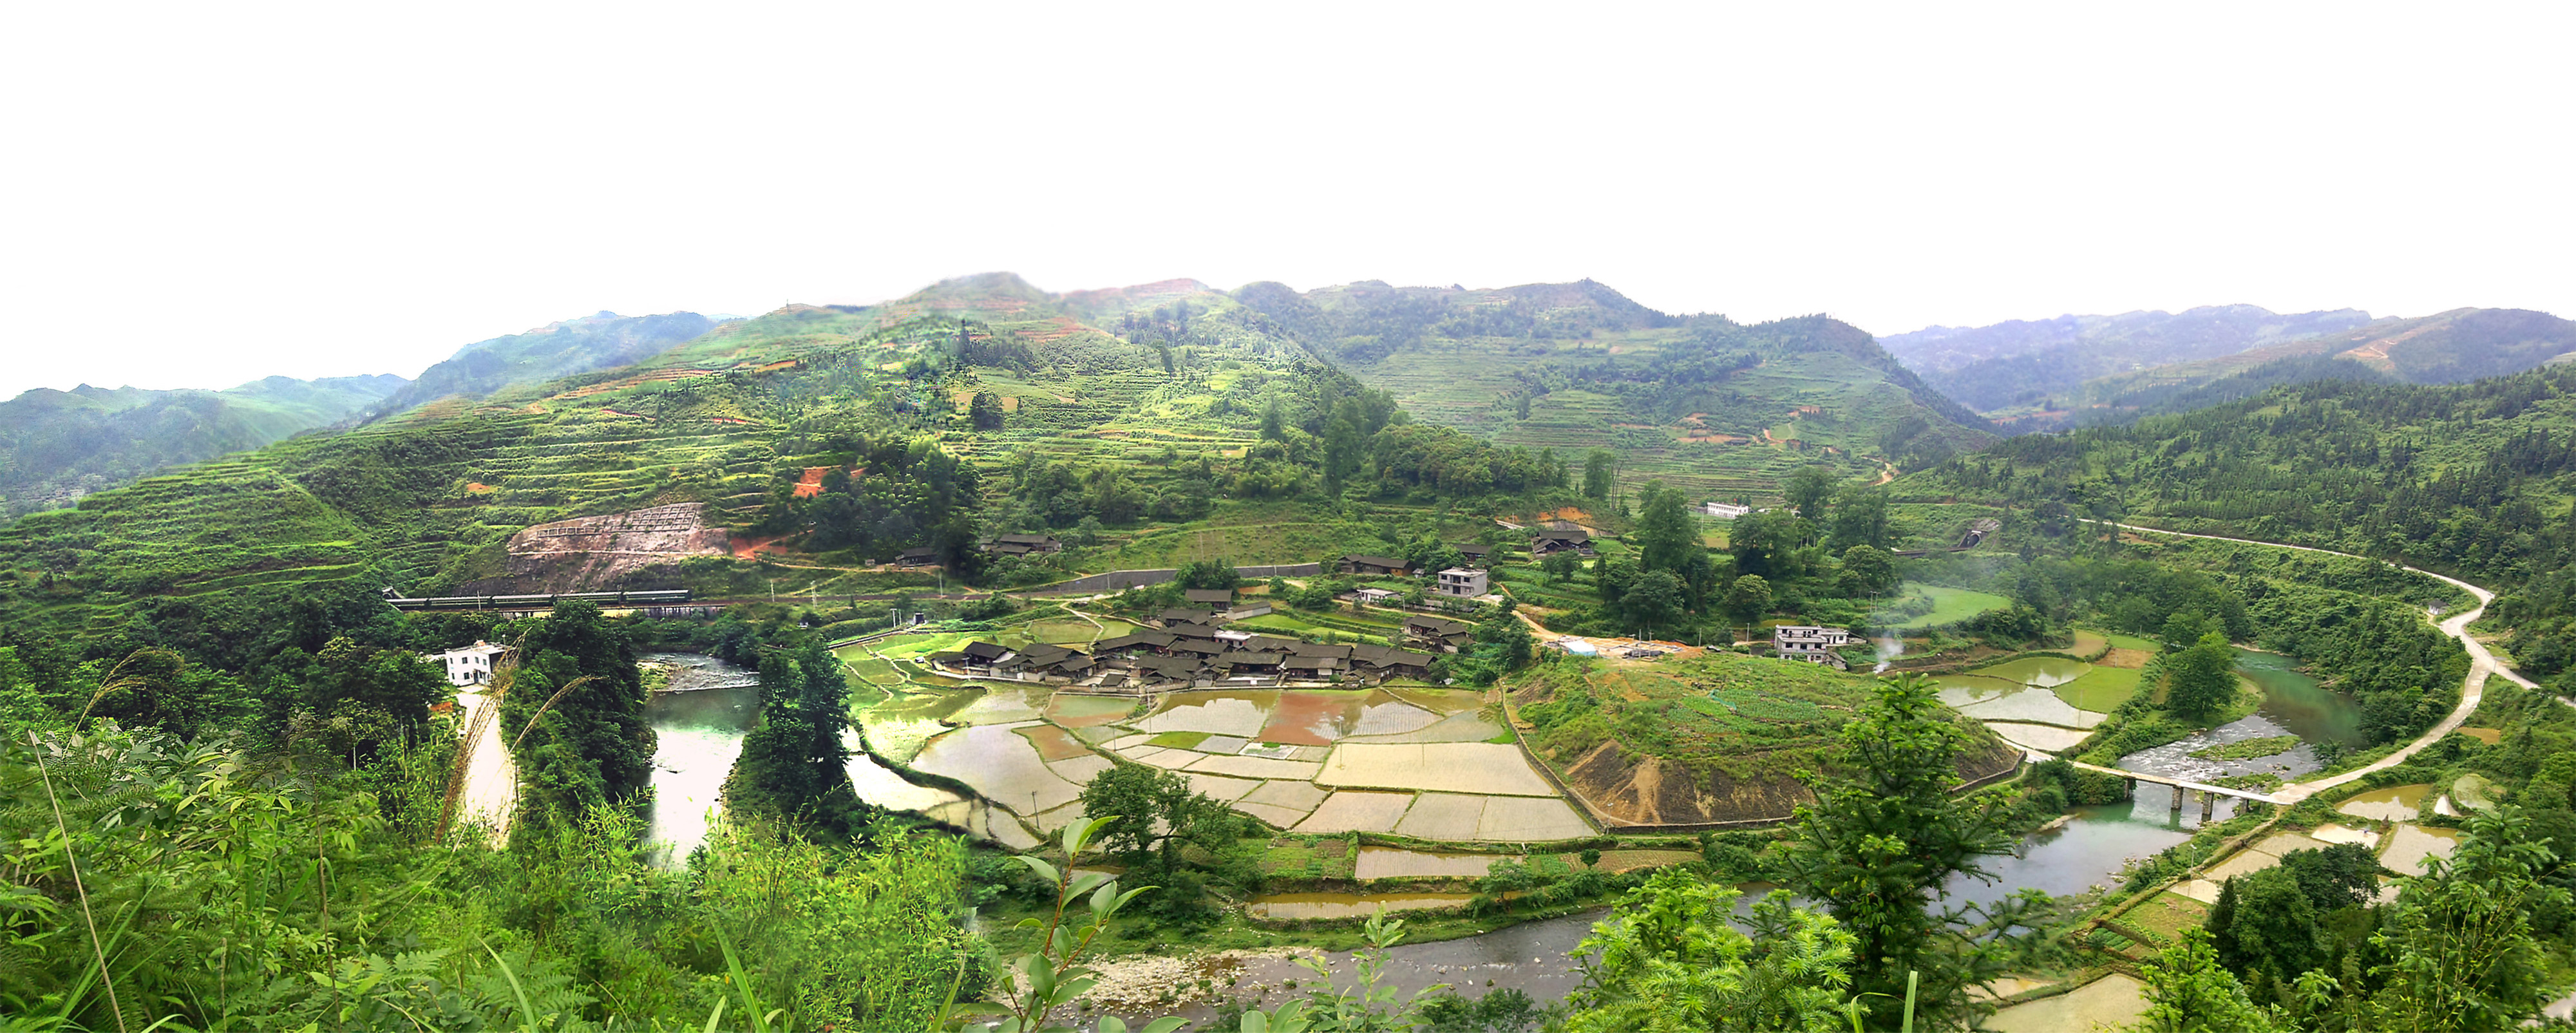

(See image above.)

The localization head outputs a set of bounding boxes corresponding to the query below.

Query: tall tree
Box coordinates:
[1838,545,1897,598]
[1828,486,1891,549]
[1779,673,2034,1031]
[1724,574,1772,629]
[2369,807,2568,1032]
[1784,466,1839,522]
[1633,480,1700,574]
[2136,929,2280,1033]
[1563,873,1858,1033]
[1582,450,1616,500]
[2164,632,2238,720]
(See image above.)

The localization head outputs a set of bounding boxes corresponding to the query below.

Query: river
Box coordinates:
[1944,646,2358,912]
[640,652,759,866]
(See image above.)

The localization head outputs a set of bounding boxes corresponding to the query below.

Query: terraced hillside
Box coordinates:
[0,274,1568,649]
[1506,652,2018,827]
[1,374,408,516]
[1233,280,1994,505]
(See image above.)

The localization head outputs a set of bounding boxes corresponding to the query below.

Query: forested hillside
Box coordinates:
[1234,278,1993,504]
[0,373,407,516]
[1882,305,2372,415]
[1897,366,2576,685]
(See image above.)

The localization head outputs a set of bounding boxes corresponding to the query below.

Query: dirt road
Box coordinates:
[2085,520,2537,802]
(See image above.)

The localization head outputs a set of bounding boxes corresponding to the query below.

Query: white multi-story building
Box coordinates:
[1435,567,1490,598]
[1772,625,1852,667]
[425,641,513,687]
[1703,502,1752,519]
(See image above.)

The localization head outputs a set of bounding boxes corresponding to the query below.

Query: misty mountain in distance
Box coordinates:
[0,373,408,516]
[1880,305,2376,414]
[363,310,728,421]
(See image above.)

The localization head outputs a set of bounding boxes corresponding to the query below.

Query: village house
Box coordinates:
[1531,529,1594,556]
[956,640,1017,674]
[1703,502,1752,519]
[1184,588,1235,609]
[1341,553,1410,576]
[1347,587,1403,607]
[1434,567,1489,598]
[980,533,1063,557]
[1454,541,1493,567]
[1772,625,1853,668]
[424,641,511,687]
[1404,614,1475,653]
[893,545,940,567]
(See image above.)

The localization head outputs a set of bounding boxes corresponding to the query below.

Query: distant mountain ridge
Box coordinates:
[1882,304,2376,413]
[364,310,725,421]
[1233,277,1993,500]
[2080,307,2576,403]
[0,372,408,516]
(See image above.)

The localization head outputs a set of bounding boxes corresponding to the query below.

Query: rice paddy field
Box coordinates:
[836,621,1604,849]
[1931,633,2155,754]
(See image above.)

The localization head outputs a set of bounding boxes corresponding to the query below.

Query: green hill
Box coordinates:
[2077,307,2576,406]
[0,274,1570,651]
[1893,365,2576,683]
[1233,279,1993,504]
[0,374,407,517]
[1882,305,2374,417]
[363,310,726,419]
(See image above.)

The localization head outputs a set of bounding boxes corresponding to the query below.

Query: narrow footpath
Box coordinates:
[451,683,518,846]
[2087,520,2540,802]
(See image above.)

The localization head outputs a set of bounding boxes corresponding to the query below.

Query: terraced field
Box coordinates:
[837,623,1599,848]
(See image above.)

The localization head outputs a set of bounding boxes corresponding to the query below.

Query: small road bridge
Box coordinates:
[2049,754,2281,818]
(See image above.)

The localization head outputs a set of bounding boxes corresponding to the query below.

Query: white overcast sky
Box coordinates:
[3,3,2570,397]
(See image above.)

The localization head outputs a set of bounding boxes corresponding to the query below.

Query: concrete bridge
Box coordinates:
[2050,755,2281,819]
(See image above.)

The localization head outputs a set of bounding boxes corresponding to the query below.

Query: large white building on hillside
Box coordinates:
[426,641,513,687]
[1772,625,1852,668]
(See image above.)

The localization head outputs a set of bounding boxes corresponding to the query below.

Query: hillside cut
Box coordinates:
[476,504,729,592]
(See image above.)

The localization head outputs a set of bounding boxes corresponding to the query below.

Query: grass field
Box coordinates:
[2053,665,2143,712]
[1881,583,2012,629]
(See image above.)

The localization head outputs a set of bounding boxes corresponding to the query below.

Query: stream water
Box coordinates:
[1942,647,2363,913]
[640,653,759,867]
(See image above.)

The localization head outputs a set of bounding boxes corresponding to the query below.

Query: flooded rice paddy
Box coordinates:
[2337,783,2433,820]
[1247,891,1478,920]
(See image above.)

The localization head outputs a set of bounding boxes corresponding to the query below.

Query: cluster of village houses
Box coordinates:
[933,593,1473,690]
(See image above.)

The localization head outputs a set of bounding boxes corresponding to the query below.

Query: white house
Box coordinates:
[426,641,513,687]
[1435,567,1490,598]
[1704,502,1752,519]
[1772,625,1852,667]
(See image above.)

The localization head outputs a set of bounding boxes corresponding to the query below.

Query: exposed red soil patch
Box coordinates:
[706,416,757,426]
[792,467,832,498]
[731,535,782,559]
[465,482,498,495]
[757,359,799,372]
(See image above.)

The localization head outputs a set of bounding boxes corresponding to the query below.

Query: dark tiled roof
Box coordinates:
[961,641,1010,661]
[1343,554,1408,569]
[1184,589,1235,603]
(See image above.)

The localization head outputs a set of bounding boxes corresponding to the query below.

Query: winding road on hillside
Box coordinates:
[2084,520,2541,802]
